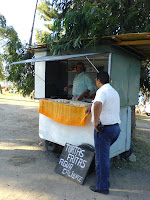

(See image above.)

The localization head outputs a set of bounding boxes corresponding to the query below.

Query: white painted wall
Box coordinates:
[34,51,47,98]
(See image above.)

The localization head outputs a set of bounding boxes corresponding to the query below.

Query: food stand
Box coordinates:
[33,49,138,159]
[11,33,150,160]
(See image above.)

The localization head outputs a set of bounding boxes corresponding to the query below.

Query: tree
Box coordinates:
[37,0,150,54]
[36,0,150,92]
[0,14,34,96]
[36,1,150,90]
[36,29,52,44]
[0,54,5,81]
[140,61,150,97]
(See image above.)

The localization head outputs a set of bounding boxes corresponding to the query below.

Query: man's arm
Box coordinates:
[85,103,92,114]
[94,101,102,131]
[77,89,90,101]
[64,85,73,91]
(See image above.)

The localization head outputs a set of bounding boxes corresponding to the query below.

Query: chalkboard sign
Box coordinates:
[55,143,95,185]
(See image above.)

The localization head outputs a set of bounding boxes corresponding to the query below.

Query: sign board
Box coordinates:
[55,143,95,185]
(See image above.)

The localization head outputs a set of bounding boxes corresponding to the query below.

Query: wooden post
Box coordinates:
[131,105,136,140]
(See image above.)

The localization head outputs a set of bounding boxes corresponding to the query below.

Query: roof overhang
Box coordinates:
[9,53,99,66]
[103,32,150,60]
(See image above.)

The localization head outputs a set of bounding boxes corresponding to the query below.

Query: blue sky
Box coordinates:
[0,0,45,44]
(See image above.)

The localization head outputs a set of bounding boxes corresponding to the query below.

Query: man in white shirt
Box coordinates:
[85,71,121,195]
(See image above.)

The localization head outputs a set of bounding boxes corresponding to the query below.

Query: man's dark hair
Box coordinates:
[76,62,86,71]
[97,71,110,84]
[76,62,84,67]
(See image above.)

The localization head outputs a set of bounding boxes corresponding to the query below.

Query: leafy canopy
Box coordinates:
[0,54,5,81]
[36,0,150,93]
[37,0,150,54]
[0,14,34,96]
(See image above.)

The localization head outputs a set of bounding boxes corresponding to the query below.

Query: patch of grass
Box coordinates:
[136,113,150,123]
[112,115,150,172]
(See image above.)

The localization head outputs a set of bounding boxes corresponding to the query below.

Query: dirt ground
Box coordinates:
[0,93,150,200]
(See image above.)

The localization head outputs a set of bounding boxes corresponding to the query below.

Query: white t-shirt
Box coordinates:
[91,83,121,125]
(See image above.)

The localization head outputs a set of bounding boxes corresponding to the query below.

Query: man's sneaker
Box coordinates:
[89,185,109,195]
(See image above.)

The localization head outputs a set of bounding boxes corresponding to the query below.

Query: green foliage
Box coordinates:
[0,66,4,80]
[0,14,34,96]
[7,62,34,96]
[121,0,150,33]
[140,61,150,96]
[37,1,57,21]
[38,0,150,46]
[36,0,150,93]
[36,30,51,44]
[0,14,6,28]
[0,54,5,81]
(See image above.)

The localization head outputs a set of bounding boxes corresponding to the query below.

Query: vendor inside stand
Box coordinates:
[64,62,94,101]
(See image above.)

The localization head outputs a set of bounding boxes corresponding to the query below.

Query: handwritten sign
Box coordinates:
[55,143,95,185]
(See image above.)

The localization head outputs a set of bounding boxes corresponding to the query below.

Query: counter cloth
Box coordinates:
[38,99,89,126]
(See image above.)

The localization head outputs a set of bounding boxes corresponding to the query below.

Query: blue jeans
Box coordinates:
[94,124,120,190]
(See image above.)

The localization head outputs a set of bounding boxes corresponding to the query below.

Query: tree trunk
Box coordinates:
[131,105,136,140]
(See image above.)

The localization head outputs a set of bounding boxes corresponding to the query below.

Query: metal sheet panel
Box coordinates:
[111,53,141,106]
[35,61,45,98]
[9,53,99,66]
[111,54,129,106]
[128,59,141,105]
[34,51,47,99]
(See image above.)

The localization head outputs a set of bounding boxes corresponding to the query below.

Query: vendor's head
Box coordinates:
[76,62,85,74]
[96,71,110,88]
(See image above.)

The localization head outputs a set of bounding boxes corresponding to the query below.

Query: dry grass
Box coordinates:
[136,113,150,122]
[112,114,150,172]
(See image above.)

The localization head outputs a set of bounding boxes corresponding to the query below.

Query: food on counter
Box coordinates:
[70,101,90,107]
[48,99,70,104]
[47,99,90,107]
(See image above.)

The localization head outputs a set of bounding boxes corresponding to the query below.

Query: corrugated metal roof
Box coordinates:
[103,32,150,60]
